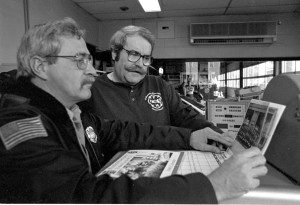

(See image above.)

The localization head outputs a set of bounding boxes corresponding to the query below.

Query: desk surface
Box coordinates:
[100,151,300,204]
[222,163,300,204]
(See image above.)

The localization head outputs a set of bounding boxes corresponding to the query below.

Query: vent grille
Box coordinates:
[190,21,277,44]
[191,38,275,44]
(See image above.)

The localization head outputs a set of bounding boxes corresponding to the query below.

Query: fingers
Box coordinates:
[234,148,268,177]
[221,132,236,142]
[204,129,234,145]
[248,154,266,167]
[239,146,261,158]
[248,154,268,178]
[207,133,233,147]
[233,147,266,169]
[252,165,268,177]
[200,144,222,153]
[209,140,228,152]
[190,128,235,152]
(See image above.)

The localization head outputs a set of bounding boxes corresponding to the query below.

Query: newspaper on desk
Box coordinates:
[97,150,183,179]
[98,99,285,180]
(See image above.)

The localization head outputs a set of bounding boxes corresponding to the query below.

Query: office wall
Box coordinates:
[98,13,300,59]
[0,0,24,71]
[0,0,99,72]
[29,0,99,45]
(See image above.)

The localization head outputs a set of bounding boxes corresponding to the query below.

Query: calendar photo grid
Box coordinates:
[177,151,222,176]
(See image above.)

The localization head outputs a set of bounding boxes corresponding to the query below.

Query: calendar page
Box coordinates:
[175,150,232,176]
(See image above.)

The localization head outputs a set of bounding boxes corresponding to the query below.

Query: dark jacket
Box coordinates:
[0,78,217,203]
[83,74,221,132]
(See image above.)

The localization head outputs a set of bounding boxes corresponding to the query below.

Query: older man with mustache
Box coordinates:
[84,25,223,135]
[0,18,267,203]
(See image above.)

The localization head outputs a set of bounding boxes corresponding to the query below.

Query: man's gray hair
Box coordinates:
[17,17,85,78]
[109,25,155,55]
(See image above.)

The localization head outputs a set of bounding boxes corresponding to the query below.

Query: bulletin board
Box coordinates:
[207,100,250,136]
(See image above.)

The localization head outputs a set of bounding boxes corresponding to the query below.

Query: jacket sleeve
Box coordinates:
[0,109,217,203]
[98,172,217,203]
[163,80,222,133]
[87,113,193,152]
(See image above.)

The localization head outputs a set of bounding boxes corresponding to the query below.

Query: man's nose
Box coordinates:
[85,62,98,77]
[135,56,145,67]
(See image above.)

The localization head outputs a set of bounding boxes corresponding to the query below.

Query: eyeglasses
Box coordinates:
[46,53,93,70]
[122,48,152,66]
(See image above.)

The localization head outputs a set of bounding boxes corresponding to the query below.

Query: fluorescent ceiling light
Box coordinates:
[138,0,161,12]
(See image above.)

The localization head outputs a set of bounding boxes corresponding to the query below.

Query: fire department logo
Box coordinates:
[145,92,164,111]
[85,126,97,143]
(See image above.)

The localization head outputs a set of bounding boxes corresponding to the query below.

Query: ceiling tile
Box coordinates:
[161,0,230,10]
[227,5,299,15]
[231,0,300,7]
[158,8,225,18]
[70,0,300,21]
[94,11,157,21]
[77,0,141,14]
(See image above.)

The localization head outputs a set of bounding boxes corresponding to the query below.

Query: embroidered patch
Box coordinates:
[85,126,97,143]
[0,116,48,150]
[145,92,164,111]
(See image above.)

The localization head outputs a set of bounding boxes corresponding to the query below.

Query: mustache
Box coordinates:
[82,75,96,86]
[126,66,148,75]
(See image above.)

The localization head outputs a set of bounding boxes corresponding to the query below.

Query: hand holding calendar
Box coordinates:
[190,127,235,153]
[208,147,267,201]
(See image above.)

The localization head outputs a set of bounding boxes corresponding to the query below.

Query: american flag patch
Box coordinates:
[0,116,48,150]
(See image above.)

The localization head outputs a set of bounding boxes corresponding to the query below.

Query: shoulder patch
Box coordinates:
[0,115,48,150]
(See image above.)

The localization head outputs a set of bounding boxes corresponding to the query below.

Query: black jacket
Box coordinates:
[84,74,220,133]
[0,78,217,203]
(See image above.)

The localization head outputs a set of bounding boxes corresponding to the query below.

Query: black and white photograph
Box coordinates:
[0,0,299,204]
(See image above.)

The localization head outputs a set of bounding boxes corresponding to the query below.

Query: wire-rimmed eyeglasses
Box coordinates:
[122,48,152,66]
[46,53,93,70]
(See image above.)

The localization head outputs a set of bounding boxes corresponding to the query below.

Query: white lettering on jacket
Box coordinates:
[145,92,164,111]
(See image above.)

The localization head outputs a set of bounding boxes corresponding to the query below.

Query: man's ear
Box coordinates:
[29,56,48,80]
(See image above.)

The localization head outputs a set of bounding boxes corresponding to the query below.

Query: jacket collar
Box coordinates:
[14,78,67,117]
[13,78,76,145]
[6,77,98,158]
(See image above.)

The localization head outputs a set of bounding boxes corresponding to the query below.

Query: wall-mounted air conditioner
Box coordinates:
[190,21,277,44]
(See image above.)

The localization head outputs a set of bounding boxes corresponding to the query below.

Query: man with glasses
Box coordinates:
[0,17,267,203]
[83,25,222,135]
[45,53,94,70]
